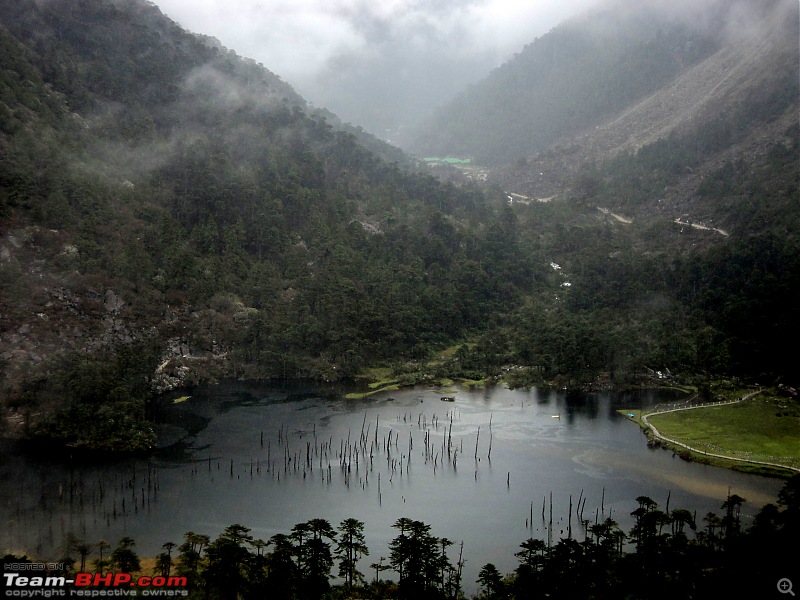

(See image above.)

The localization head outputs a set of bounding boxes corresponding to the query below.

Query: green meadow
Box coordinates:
[646,393,799,472]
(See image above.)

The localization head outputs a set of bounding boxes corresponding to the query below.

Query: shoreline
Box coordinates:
[621,389,800,479]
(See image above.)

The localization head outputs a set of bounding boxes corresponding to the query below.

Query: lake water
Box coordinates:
[0,381,785,592]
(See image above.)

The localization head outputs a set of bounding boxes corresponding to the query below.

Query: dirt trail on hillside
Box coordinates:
[492,2,798,228]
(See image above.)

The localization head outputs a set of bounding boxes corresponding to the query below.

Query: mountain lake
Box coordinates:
[0,381,785,592]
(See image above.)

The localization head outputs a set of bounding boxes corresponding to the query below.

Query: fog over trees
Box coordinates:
[0,0,797,448]
[152,0,599,138]
[0,0,798,597]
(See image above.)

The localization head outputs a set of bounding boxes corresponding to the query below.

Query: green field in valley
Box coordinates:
[645,393,800,472]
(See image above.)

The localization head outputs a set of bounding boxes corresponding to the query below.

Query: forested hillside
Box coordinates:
[0,0,520,448]
[0,0,797,451]
[406,0,799,387]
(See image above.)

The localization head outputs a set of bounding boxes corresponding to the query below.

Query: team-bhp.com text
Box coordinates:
[4,573,188,597]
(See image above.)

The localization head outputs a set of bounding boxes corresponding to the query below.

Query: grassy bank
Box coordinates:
[345,368,401,399]
[345,348,493,399]
[621,390,800,477]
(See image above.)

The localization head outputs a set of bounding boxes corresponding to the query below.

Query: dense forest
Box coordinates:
[3,477,798,599]
[0,0,798,451]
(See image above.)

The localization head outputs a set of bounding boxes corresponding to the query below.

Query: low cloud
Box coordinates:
[153,0,597,139]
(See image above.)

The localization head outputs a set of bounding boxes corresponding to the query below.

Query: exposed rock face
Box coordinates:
[0,228,244,405]
[152,336,231,394]
[104,289,125,314]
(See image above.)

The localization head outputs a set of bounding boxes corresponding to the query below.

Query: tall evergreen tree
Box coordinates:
[335,518,369,588]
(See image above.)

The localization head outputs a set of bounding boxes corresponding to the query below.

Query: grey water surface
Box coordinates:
[0,381,784,591]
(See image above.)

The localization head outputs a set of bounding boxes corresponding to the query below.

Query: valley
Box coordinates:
[0,0,797,596]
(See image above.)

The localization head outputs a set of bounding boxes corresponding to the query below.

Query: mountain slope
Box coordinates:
[406,0,799,387]
[408,0,797,166]
[409,0,798,239]
[0,0,797,452]
[407,0,716,164]
[0,0,522,449]
[566,0,798,158]
[495,0,798,225]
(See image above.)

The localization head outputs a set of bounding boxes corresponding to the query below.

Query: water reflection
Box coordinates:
[0,381,785,591]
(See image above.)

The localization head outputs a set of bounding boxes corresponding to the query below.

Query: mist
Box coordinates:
[151,0,598,142]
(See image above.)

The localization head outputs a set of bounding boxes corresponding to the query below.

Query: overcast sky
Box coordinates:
[152,0,598,140]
